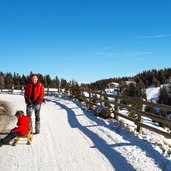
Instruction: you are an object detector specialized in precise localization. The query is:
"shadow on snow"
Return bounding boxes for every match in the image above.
[46,98,171,170]
[73,101,171,171]
[47,99,136,171]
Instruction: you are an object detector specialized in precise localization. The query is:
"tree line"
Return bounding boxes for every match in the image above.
[89,68,171,106]
[0,68,171,105]
[0,71,70,90]
[1,68,171,91]
[89,68,171,90]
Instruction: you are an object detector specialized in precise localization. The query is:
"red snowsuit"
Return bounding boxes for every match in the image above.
[24,82,44,105]
[13,116,31,136]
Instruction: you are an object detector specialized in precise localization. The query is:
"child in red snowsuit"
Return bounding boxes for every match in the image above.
[0,110,31,146]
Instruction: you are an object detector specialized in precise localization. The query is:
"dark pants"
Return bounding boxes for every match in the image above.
[1,132,22,144]
[26,104,41,132]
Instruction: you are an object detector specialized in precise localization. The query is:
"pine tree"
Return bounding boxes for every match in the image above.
[5,72,13,89]
[137,79,146,100]
[152,76,158,87]
[37,74,44,83]
[20,75,27,89]
[159,84,171,105]
[44,74,51,88]
[61,78,68,88]
[13,73,21,89]
[0,72,5,91]
[55,76,60,88]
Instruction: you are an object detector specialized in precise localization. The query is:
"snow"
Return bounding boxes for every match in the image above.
[104,86,160,102]
[44,88,58,91]
[146,87,160,102]
[0,94,171,171]
[105,88,120,95]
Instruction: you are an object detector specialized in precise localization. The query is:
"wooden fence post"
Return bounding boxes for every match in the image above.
[88,90,92,109]
[114,97,120,120]
[80,86,83,101]
[101,93,105,106]
[67,87,71,98]
[136,101,145,134]
[100,93,102,106]
[11,84,14,93]
[47,85,49,96]
[58,85,60,94]
[69,87,73,98]
[21,86,24,94]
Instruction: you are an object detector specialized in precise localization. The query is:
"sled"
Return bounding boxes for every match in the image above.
[13,127,33,146]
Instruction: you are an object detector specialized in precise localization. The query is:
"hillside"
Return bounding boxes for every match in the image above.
[90,68,171,90]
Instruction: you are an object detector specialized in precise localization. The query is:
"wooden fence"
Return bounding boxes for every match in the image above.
[69,88,171,139]
[0,87,59,96]
[1,86,171,138]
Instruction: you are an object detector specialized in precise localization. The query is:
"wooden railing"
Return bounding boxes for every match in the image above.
[0,87,59,95]
[69,88,171,139]
[1,87,171,138]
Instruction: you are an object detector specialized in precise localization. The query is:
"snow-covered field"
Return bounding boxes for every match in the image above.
[0,93,171,171]
[146,87,161,102]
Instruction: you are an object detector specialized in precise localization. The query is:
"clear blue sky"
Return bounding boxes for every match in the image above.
[0,0,171,83]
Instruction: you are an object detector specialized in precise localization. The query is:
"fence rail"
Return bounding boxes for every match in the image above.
[0,88,59,95]
[1,87,171,138]
[69,88,171,139]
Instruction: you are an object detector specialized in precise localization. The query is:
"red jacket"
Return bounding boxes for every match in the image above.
[13,116,31,136]
[24,82,44,105]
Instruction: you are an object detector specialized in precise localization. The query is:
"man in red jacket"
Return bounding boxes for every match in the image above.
[0,111,30,146]
[24,74,44,134]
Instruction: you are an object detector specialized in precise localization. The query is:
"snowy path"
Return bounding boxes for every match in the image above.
[0,94,171,171]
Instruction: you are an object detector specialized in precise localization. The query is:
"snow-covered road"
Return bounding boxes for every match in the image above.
[0,94,171,171]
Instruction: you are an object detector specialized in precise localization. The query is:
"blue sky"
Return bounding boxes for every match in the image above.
[0,0,171,83]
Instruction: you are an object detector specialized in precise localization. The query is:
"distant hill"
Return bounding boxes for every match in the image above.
[90,68,171,90]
